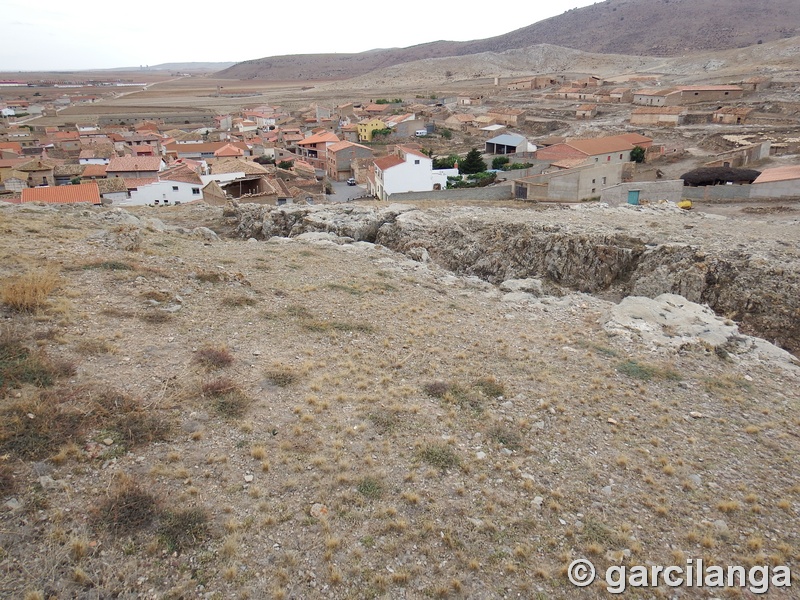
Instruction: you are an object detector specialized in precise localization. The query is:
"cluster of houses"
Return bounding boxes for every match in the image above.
[0,90,556,206]
[504,73,771,127]
[1,70,796,207]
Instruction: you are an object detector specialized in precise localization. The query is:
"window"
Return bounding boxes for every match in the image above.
[619,154,623,159]
[172,186,179,191]
[607,156,611,161]
[591,188,596,194]
[191,188,200,195]
[592,179,596,184]
[602,177,607,184]
[594,157,599,163]
[414,160,420,164]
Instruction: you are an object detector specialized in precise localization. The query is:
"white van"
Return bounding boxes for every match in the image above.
[415,129,428,137]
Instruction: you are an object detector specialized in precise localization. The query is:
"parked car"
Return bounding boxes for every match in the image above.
[346,178,357,186]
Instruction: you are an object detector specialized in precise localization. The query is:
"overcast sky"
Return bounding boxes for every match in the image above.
[2,0,599,72]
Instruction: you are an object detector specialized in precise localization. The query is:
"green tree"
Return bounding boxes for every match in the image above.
[459,148,486,175]
[630,146,646,163]
[433,154,459,169]
[492,156,510,170]
[277,160,293,170]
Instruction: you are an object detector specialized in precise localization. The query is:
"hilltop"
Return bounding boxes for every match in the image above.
[217,0,800,81]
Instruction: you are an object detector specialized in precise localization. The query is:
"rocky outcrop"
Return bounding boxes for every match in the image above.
[232,203,800,355]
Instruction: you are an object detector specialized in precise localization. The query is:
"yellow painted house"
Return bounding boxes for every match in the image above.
[357,118,387,142]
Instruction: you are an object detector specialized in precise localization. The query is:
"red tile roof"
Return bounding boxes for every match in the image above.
[214,143,244,157]
[297,131,340,147]
[397,146,428,159]
[0,142,24,155]
[20,183,101,205]
[328,140,371,153]
[374,155,405,171]
[107,156,162,173]
[165,141,249,155]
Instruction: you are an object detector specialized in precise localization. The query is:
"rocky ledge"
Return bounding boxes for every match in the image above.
[231,201,800,356]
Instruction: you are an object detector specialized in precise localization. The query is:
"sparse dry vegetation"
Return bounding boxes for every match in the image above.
[1,269,60,313]
[0,198,798,599]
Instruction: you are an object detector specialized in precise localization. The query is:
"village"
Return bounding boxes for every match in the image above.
[2,68,799,210]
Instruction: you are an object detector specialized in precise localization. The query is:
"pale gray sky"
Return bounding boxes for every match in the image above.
[2,0,599,71]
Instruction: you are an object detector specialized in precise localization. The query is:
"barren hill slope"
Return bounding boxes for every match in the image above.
[217,0,800,80]
[1,200,798,598]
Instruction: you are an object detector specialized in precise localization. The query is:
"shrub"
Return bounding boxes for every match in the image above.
[92,477,159,535]
[264,367,298,387]
[82,260,135,271]
[202,377,251,418]
[492,156,510,170]
[0,333,74,391]
[356,476,384,499]
[488,425,522,450]
[194,346,234,369]
[0,463,16,496]
[419,444,460,470]
[159,508,210,553]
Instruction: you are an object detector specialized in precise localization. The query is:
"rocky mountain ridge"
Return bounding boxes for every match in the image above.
[217,0,800,80]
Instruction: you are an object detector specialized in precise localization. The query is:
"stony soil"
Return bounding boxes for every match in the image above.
[0,200,798,599]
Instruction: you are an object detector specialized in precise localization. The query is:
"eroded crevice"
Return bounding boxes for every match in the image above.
[232,203,800,355]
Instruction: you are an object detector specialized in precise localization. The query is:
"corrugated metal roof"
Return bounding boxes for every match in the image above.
[486,133,525,146]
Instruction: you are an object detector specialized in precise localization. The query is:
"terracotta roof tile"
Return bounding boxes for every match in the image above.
[81,164,108,178]
[20,183,101,204]
[374,155,405,170]
[214,143,244,157]
[107,156,162,173]
[297,131,340,146]
[328,140,371,153]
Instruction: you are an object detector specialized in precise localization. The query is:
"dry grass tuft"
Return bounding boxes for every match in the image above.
[0,462,16,496]
[356,476,384,499]
[419,444,460,470]
[158,508,210,553]
[91,476,159,535]
[264,366,299,387]
[194,345,235,369]
[0,329,76,392]
[202,377,252,419]
[1,269,60,312]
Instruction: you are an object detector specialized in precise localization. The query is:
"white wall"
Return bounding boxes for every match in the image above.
[114,180,203,206]
[383,160,431,198]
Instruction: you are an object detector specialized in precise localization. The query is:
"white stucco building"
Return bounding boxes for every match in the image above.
[370,146,456,201]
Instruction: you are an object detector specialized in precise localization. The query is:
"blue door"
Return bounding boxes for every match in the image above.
[627,190,640,205]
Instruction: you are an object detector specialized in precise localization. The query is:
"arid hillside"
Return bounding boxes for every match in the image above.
[217,0,800,80]
[1,199,798,598]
